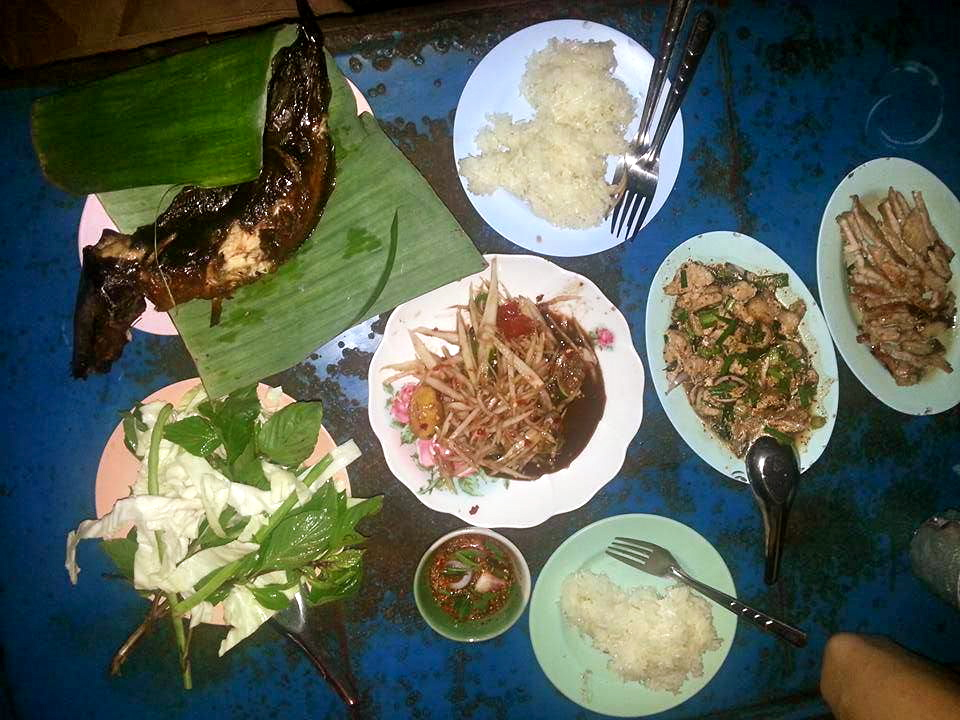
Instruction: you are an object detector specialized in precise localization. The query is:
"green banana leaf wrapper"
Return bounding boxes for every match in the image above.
[32,27,297,194]
[37,25,484,397]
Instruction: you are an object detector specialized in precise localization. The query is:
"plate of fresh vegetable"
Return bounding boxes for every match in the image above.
[645,232,839,481]
[66,378,382,687]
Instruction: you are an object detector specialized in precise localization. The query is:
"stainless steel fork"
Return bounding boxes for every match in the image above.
[610,10,715,241]
[612,0,692,191]
[607,537,808,647]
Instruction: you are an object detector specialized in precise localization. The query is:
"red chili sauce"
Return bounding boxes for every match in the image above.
[428,534,516,622]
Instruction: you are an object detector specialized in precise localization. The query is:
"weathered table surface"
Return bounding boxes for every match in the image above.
[2,1,958,718]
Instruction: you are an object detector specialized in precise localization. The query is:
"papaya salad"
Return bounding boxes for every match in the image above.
[384,259,606,492]
[663,261,825,456]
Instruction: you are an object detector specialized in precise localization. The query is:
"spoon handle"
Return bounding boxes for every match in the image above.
[672,567,808,647]
[762,500,791,585]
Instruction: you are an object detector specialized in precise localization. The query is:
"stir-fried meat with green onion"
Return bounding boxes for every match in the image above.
[663,261,825,456]
[386,259,605,488]
[836,188,955,386]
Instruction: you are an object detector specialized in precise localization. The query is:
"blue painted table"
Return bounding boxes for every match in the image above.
[1,1,958,718]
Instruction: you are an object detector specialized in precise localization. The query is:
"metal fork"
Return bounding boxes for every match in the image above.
[610,10,715,241]
[607,538,808,647]
[612,0,692,191]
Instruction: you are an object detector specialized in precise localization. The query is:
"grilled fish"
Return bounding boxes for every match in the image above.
[72,0,334,378]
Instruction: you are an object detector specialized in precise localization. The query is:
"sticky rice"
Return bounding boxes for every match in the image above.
[459,38,635,229]
[560,570,721,693]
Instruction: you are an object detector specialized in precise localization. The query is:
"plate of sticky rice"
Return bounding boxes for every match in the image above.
[454,20,684,257]
[529,514,736,716]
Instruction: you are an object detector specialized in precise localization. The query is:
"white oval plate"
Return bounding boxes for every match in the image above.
[77,79,374,337]
[368,254,645,528]
[453,19,683,257]
[645,232,839,482]
[817,157,960,415]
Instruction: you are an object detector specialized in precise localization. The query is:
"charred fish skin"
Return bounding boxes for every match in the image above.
[71,1,334,379]
[72,231,147,377]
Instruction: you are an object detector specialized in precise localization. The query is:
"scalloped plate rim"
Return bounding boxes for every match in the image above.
[367,253,645,529]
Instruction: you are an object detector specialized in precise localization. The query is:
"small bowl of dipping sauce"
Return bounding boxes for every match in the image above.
[414,527,530,642]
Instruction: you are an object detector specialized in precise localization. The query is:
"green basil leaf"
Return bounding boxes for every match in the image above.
[101,529,138,580]
[206,584,233,606]
[203,385,260,462]
[163,416,221,457]
[257,507,336,572]
[231,440,269,490]
[302,550,363,607]
[333,495,383,549]
[295,479,339,516]
[120,405,147,456]
[256,401,324,468]
[248,585,291,611]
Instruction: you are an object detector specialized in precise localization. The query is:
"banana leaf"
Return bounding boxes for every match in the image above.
[32,26,297,194]
[99,45,484,397]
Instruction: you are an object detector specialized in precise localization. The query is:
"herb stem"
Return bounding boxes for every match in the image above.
[148,404,174,564]
[146,404,191,688]
[172,558,246,615]
[167,594,192,689]
[148,404,174,496]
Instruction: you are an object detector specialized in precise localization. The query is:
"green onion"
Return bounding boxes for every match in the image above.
[719,355,735,375]
[454,549,480,569]
[697,308,719,328]
[758,273,789,289]
[798,383,816,407]
[680,268,688,289]
[782,352,803,372]
[453,595,471,621]
[715,317,739,345]
[810,415,827,429]
[763,426,794,446]
[709,381,737,395]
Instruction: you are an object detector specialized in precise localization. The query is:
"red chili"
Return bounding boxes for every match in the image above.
[496,300,535,339]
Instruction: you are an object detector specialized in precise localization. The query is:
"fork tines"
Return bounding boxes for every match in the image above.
[609,538,651,560]
[609,188,652,243]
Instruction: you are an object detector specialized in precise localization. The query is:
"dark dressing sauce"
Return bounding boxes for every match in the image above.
[523,307,607,477]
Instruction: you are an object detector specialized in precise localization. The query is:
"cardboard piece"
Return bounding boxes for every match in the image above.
[1,0,352,69]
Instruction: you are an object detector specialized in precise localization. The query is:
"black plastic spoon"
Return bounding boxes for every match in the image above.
[745,436,800,585]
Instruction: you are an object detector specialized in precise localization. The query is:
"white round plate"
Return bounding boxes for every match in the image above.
[368,254,645,528]
[453,19,683,257]
[528,514,736,717]
[645,232,839,482]
[817,157,960,415]
[76,79,374,337]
